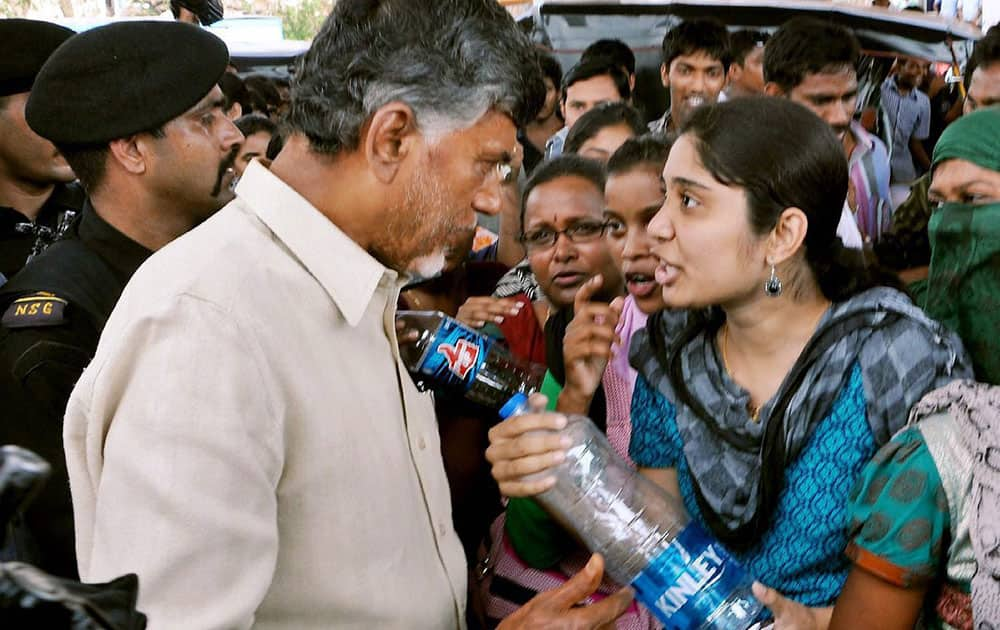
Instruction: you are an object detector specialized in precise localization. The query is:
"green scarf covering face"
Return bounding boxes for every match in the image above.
[924,107,1000,385]
[924,202,1000,385]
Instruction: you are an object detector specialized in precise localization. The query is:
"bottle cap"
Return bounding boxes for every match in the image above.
[499,393,530,419]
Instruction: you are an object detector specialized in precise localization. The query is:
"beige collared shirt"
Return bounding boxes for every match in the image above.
[64,161,467,629]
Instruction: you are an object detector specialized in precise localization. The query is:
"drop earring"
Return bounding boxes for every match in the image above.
[764,263,782,297]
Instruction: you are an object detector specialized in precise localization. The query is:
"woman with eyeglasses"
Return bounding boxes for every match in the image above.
[485,97,972,627]
[476,153,650,628]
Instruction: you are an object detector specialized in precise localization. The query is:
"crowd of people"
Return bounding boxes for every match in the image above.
[0,1,998,628]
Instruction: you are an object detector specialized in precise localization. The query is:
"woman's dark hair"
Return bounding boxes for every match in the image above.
[520,154,606,226]
[680,97,899,302]
[536,49,564,90]
[563,102,645,155]
[606,132,674,177]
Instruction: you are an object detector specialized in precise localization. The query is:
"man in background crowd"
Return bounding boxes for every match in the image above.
[0,19,81,285]
[545,57,630,159]
[648,18,730,134]
[726,29,770,99]
[234,113,277,176]
[882,55,933,206]
[765,17,891,247]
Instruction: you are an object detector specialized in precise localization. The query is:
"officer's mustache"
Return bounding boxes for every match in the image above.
[211,147,240,197]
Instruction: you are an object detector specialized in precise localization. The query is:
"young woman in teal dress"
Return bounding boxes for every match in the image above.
[486,97,972,627]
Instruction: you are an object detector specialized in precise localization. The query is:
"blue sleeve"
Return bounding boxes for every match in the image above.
[872,138,893,210]
[628,374,681,469]
[914,95,931,141]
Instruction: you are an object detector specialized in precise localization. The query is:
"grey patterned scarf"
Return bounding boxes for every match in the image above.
[909,381,1000,629]
[630,287,972,549]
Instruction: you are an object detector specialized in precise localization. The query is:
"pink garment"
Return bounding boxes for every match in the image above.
[603,296,647,466]
[477,295,659,630]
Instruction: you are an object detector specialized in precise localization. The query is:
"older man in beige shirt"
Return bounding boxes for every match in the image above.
[62,1,633,628]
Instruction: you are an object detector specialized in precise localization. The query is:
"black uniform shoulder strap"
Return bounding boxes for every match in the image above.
[0,238,121,332]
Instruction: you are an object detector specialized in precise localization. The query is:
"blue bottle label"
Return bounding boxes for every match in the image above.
[415,319,492,391]
[631,522,753,630]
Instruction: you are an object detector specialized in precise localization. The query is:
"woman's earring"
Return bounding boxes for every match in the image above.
[764,264,782,297]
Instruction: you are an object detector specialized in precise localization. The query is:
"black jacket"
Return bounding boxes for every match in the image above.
[0,201,150,578]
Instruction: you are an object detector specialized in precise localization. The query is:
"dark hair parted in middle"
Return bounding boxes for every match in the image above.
[536,50,564,90]
[661,19,731,70]
[520,154,607,226]
[763,17,860,92]
[563,101,646,155]
[680,97,898,301]
[287,0,546,155]
[606,132,674,176]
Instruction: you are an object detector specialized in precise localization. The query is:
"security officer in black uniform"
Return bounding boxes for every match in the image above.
[0,19,84,284]
[0,21,242,578]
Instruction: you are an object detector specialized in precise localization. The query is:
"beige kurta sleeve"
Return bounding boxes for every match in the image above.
[65,293,284,629]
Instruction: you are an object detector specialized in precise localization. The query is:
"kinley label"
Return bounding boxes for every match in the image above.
[631,522,750,630]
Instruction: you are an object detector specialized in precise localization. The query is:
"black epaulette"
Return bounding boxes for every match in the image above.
[1,292,69,329]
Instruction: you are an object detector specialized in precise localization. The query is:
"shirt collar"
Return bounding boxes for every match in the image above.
[79,200,153,285]
[848,121,876,158]
[234,160,390,327]
[888,76,918,100]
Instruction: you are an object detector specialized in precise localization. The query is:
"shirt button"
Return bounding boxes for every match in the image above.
[418,436,427,450]
[438,522,448,537]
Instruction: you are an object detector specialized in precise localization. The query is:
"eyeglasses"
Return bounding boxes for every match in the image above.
[518,220,624,251]
[496,162,515,185]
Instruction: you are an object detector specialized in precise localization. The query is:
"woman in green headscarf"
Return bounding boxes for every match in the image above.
[921,106,1000,384]
[829,107,1000,629]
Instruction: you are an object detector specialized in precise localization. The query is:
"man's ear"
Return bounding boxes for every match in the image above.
[767,206,809,267]
[109,136,148,175]
[728,63,742,84]
[660,62,669,88]
[763,82,785,97]
[362,102,419,185]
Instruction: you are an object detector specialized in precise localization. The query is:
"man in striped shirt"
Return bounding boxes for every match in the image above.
[764,17,892,246]
[881,57,933,207]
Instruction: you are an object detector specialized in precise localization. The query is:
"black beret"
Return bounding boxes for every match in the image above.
[25,21,229,145]
[0,19,74,97]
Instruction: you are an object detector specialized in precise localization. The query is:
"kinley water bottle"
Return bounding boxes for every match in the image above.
[499,394,763,630]
[396,310,545,410]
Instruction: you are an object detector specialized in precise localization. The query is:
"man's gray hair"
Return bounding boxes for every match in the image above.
[287,0,546,155]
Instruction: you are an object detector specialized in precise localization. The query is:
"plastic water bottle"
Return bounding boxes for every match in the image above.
[499,394,763,630]
[396,310,545,410]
